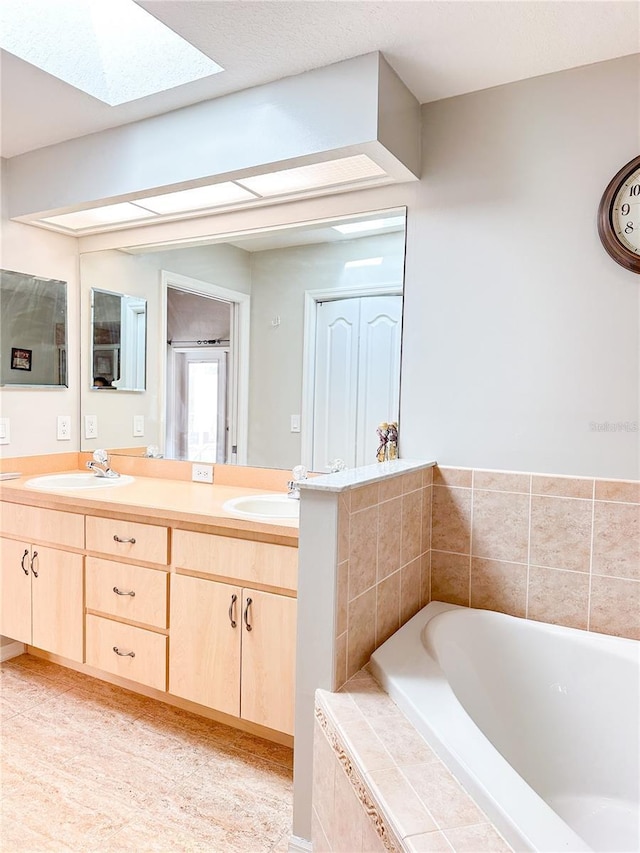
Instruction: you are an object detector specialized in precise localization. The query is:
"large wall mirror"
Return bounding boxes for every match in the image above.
[0,269,68,387]
[79,207,406,471]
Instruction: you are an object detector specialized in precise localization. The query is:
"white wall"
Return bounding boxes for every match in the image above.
[0,159,80,458]
[399,54,639,479]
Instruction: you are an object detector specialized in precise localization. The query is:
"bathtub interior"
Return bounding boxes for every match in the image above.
[370,602,640,853]
[422,608,640,853]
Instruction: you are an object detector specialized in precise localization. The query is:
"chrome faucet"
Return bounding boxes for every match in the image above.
[287,465,307,499]
[86,449,120,478]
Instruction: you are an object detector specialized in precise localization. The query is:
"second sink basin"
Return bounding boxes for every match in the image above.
[25,473,135,491]
[223,494,299,521]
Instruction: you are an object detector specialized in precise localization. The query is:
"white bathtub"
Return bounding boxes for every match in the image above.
[369,602,640,853]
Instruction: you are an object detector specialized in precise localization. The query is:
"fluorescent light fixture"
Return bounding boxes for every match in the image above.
[40,202,157,230]
[0,0,223,106]
[344,257,384,269]
[139,183,259,215]
[332,216,405,234]
[236,155,387,197]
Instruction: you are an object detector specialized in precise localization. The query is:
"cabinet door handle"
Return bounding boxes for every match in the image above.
[113,535,136,544]
[243,597,253,632]
[113,586,136,597]
[30,551,39,578]
[228,593,237,628]
[113,646,135,658]
[21,549,29,575]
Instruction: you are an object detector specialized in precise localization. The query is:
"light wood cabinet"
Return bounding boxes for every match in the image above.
[241,589,297,735]
[0,537,84,662]
[86,557,168,628]
[169,572,297,735]
[86,614,167,691]
[86,516,169,565]
[169,574,241,715]
[173,531,297,593]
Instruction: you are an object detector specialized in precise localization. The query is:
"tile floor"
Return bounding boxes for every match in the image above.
[1,655,293,852]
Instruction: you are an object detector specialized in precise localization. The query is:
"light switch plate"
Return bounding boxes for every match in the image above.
[57,415,71,441]
[84,414,98,439]
[290,414,301,433]
[0,418,10,445]
[133,415,144,437]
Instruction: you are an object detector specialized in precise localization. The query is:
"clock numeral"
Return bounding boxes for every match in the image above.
[629,185,640,197]
[621,203,631,216]
[624,222,634,234]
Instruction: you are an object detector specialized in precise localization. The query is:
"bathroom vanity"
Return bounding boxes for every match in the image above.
[0,472,298,742]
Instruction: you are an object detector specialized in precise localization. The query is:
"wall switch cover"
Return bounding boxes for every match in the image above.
[192,463,213,484]
[290,414,301,433]
[0,418,10,445]
[133,415,144,437]
[57,415,72,440]
[84,414,98,439]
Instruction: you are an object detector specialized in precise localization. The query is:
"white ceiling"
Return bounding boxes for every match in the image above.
[1,0,638,159]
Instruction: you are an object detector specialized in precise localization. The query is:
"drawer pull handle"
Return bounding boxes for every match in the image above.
[113,535,136,544]
[113,586,136,597]
[21,549,29,575]
[228,593,237,628]
[243,597,253,632]
[30,551,39,578]
[113,646,135,658]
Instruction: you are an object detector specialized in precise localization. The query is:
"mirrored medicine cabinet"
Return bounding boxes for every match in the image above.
[79,206,407,472]
[0,269,68,388]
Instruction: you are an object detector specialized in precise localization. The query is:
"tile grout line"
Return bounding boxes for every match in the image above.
[525,473,533,618]
[586,480,596,632]
[468,471,475,606]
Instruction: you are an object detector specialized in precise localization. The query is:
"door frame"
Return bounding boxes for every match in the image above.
[300,282,403,470]
[160,271,251,464]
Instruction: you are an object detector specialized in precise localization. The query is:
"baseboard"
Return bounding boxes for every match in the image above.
[1,641,25,662]
[288,836,312,852]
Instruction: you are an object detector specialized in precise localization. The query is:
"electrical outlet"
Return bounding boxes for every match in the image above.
[192,463,213,484]
[84,414,98,439]
[57,415,71,441]
[0,418,10,445]
[133,415,144,437]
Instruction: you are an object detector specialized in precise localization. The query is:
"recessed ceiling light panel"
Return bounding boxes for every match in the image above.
[139,183,259,214]
[344,257,384,269]
[236,155,387,197]
[332,216,405,234]
[0,0,224,106]
[41,202,157,230]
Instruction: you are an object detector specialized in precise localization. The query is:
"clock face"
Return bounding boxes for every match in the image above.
[611,163,640,256]
[598,155,640,273]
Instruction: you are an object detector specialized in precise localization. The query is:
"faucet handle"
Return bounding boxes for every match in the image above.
[292,465,307,482]
[93,449,109,464]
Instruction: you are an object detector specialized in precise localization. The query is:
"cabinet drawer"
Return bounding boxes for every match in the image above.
[173,531,297,592]
[0,502,84,549]
[86,614,167,691]
[86,516,169,565]
[86,557,168,628]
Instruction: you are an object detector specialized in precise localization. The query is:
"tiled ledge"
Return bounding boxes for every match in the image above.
[313,669,512,853]
[300,460,436,493]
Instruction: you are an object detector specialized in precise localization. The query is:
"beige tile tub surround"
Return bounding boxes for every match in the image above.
[335,466,433,688]
[313,670,512,853]
[431,467,640,640]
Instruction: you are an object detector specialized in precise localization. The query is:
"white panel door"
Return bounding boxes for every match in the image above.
[312,300,360,470]
[312,295,402,471]
[356,296,402,466]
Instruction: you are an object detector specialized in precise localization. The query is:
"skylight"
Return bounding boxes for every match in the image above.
[0,0,223,106]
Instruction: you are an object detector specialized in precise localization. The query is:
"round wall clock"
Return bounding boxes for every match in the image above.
[597,154,640,274]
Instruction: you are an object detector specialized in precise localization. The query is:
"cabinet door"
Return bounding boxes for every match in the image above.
[0,538,32,644]
[31,545,84,663]
[241,590,297,735]
[169,574,241,716]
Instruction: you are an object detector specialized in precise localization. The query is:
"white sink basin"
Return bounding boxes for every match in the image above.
[25,473,135,491]
[223,494,299,521]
